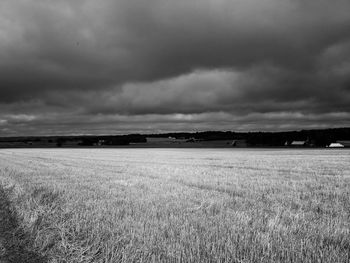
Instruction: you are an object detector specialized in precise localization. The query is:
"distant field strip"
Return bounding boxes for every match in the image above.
[0,149,350,262]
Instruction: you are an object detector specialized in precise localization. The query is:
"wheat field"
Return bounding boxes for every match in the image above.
[0,148,349,262]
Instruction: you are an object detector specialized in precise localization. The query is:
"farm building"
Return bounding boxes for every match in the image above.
[290,141,307,147]
[328,143,344,148]
[231,140,247,147]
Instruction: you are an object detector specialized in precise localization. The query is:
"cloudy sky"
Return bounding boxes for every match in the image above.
[1,0,350,136]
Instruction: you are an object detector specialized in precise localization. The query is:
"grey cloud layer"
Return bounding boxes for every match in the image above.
[0,0,350,135]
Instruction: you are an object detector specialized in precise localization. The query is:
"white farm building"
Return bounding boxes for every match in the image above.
[328,143,344,148]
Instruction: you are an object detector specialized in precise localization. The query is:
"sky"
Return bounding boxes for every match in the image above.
[1,0,350,136]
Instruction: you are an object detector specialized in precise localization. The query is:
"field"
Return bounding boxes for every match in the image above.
[0,149,350,262]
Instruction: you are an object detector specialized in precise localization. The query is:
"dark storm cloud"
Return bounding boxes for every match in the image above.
[0,0,350,135]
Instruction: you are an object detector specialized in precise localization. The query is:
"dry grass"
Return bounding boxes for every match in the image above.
[0,148,350,262]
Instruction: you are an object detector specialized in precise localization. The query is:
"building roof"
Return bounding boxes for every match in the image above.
[329,143,344,148]
[291,141,306,146]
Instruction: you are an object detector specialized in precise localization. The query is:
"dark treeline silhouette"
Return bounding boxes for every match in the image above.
[0,134,146,147]
[147,128,350,147]
[57,134,147,146]
[0,128,349,147]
